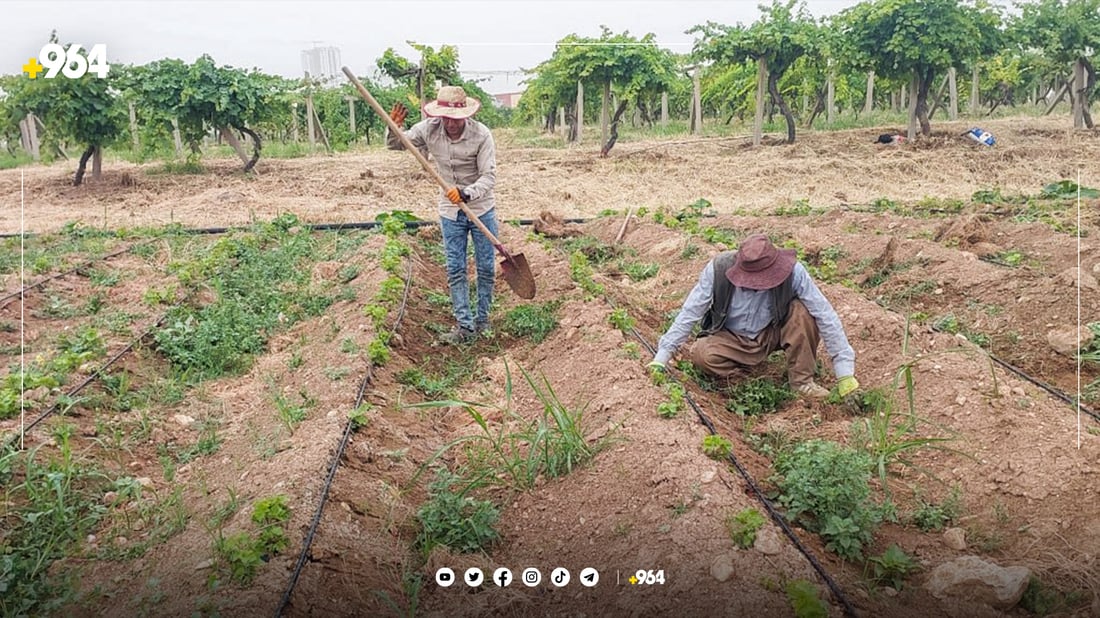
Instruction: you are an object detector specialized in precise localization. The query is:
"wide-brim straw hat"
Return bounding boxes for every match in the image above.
[423,86,481,119]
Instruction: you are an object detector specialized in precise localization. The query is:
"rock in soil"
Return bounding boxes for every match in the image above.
[924,555,1030,610]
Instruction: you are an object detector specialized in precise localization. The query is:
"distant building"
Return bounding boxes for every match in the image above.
[492,91,523,109]
[301,46,341,82]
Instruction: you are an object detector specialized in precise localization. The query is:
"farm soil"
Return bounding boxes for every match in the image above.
[1,115,1098,618]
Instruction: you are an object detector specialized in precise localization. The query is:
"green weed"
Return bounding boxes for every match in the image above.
[500,301,560,343]
[865,544,919,590]
[724,378,794,416]
[773,440,881,561]
[415,470,500,554]
[608,308,635,334]
[786,580,828,618]
[702,434,732,460]
[726,508,767,549]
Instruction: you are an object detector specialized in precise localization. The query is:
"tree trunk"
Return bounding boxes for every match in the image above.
[74,145,94,186]
[220,126,252,169]
[753,57,766,146]
[574,81,584,143]
[237,125,262,172]
[915,69,933,136]
[948,67,959,120]
[805,87,826,128]
[599,99,630,157]
[601,80,610,147]
[768,72,796,143]
[92,146,102,180]
[864,71,875,115]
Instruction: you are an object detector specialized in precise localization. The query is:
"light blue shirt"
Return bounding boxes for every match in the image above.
[654,261,855,378]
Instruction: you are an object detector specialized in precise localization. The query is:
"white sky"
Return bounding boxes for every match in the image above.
[7,1,867,93]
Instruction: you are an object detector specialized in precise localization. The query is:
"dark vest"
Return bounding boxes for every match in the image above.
[700,251,797,337]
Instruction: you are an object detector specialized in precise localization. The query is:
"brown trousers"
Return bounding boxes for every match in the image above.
[688,300,821,386]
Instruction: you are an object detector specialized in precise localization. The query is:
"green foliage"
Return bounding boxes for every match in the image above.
[396,362,474,399]
[622,261,660,281]
[608,308,635,334]
[251,495,291,554]
[785,580,828,618]
[348,404,372,430]
[411,363,609,493]
[657,382,686,418]
[1014,0,1100,67]
[156,218,331,380]
[724,378,795,416]
[1079,323,1100,363]
[569,251,604,297]
[500,301,561,343]
[866,544,919,590]
[1020,575,1089,616]
[773,440,881,561]
[214,532,264,584]
[690,0,820,141]
[702,434,733,460]
[1040,179,1100,199]
[0,440,111,615]
[909,486,963,531]
[726,508,768,548]
[415,471,500,554]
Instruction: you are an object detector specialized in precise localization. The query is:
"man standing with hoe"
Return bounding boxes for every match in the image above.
[387,86,498,344]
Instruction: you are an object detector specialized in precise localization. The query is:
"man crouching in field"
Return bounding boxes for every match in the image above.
[648,234,859,400]
[387,86,498,345]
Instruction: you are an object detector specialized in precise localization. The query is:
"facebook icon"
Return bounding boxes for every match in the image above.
[493,567,513,587]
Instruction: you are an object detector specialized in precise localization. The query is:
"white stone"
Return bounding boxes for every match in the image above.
[710,554,735,582]
[924,556,1030,610]
[943,527,967,550]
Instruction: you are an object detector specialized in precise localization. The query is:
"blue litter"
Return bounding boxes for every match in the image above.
[965,128,995,146]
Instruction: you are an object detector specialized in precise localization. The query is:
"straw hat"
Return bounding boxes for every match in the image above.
[423,86,481,119]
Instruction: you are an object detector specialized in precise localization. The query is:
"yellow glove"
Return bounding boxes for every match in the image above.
[837,376,859,397]
[445,187,465,205]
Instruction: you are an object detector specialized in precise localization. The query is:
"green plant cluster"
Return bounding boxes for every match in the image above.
[569,251,605,297]
[214,494,291,585]
[702,434,733,460]
[608,308,635,334]
[500,301,561,343]
[865,544,919,590]
[657,382,686,418]
[415,471,501,554]
[724,378,795,416]
[156,214,332,380]
[360,214,413,367]
[773,440,882,561]
[726,508,767,549]
[1,326,108,420]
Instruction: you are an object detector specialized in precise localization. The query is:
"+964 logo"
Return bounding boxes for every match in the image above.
[23,43,111,80]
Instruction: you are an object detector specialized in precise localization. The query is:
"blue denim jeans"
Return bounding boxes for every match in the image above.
[440,209,497,330]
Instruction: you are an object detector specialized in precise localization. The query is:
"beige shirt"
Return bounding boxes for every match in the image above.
[386,117,497,220]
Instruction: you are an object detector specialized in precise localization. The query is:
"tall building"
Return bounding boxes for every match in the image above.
[301,46,341,82]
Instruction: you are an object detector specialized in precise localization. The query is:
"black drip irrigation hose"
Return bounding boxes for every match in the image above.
[609,297,859,618]
[2,307,173,451]
[274,255,414,618]
[1,218,592,239]
[929,325,1100,424]
[0,242,152,307]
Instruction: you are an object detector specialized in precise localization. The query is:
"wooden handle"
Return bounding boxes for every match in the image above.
[341,66,506,251]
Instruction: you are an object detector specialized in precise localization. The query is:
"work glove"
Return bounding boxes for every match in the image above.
[837,376,859,397]
[389,102,408,126]
[647,360,666,373]
[445,187,469,205]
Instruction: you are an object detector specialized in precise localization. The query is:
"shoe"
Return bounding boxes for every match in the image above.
[794,381,830,400]
[474,321,492,337]
[442,325,476,345]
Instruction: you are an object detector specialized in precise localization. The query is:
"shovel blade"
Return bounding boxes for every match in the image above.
[500,252,536,299]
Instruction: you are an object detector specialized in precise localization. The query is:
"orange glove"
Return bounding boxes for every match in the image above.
[389,103,408,126]
[445,187,469,205]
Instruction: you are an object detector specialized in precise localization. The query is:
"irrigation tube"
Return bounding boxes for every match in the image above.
[1,218,591,239]
[928,325,1100,424]
[274,255,414,618]
[1,307,173,451]
[0,241,154,307]
[610,299,860,618]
